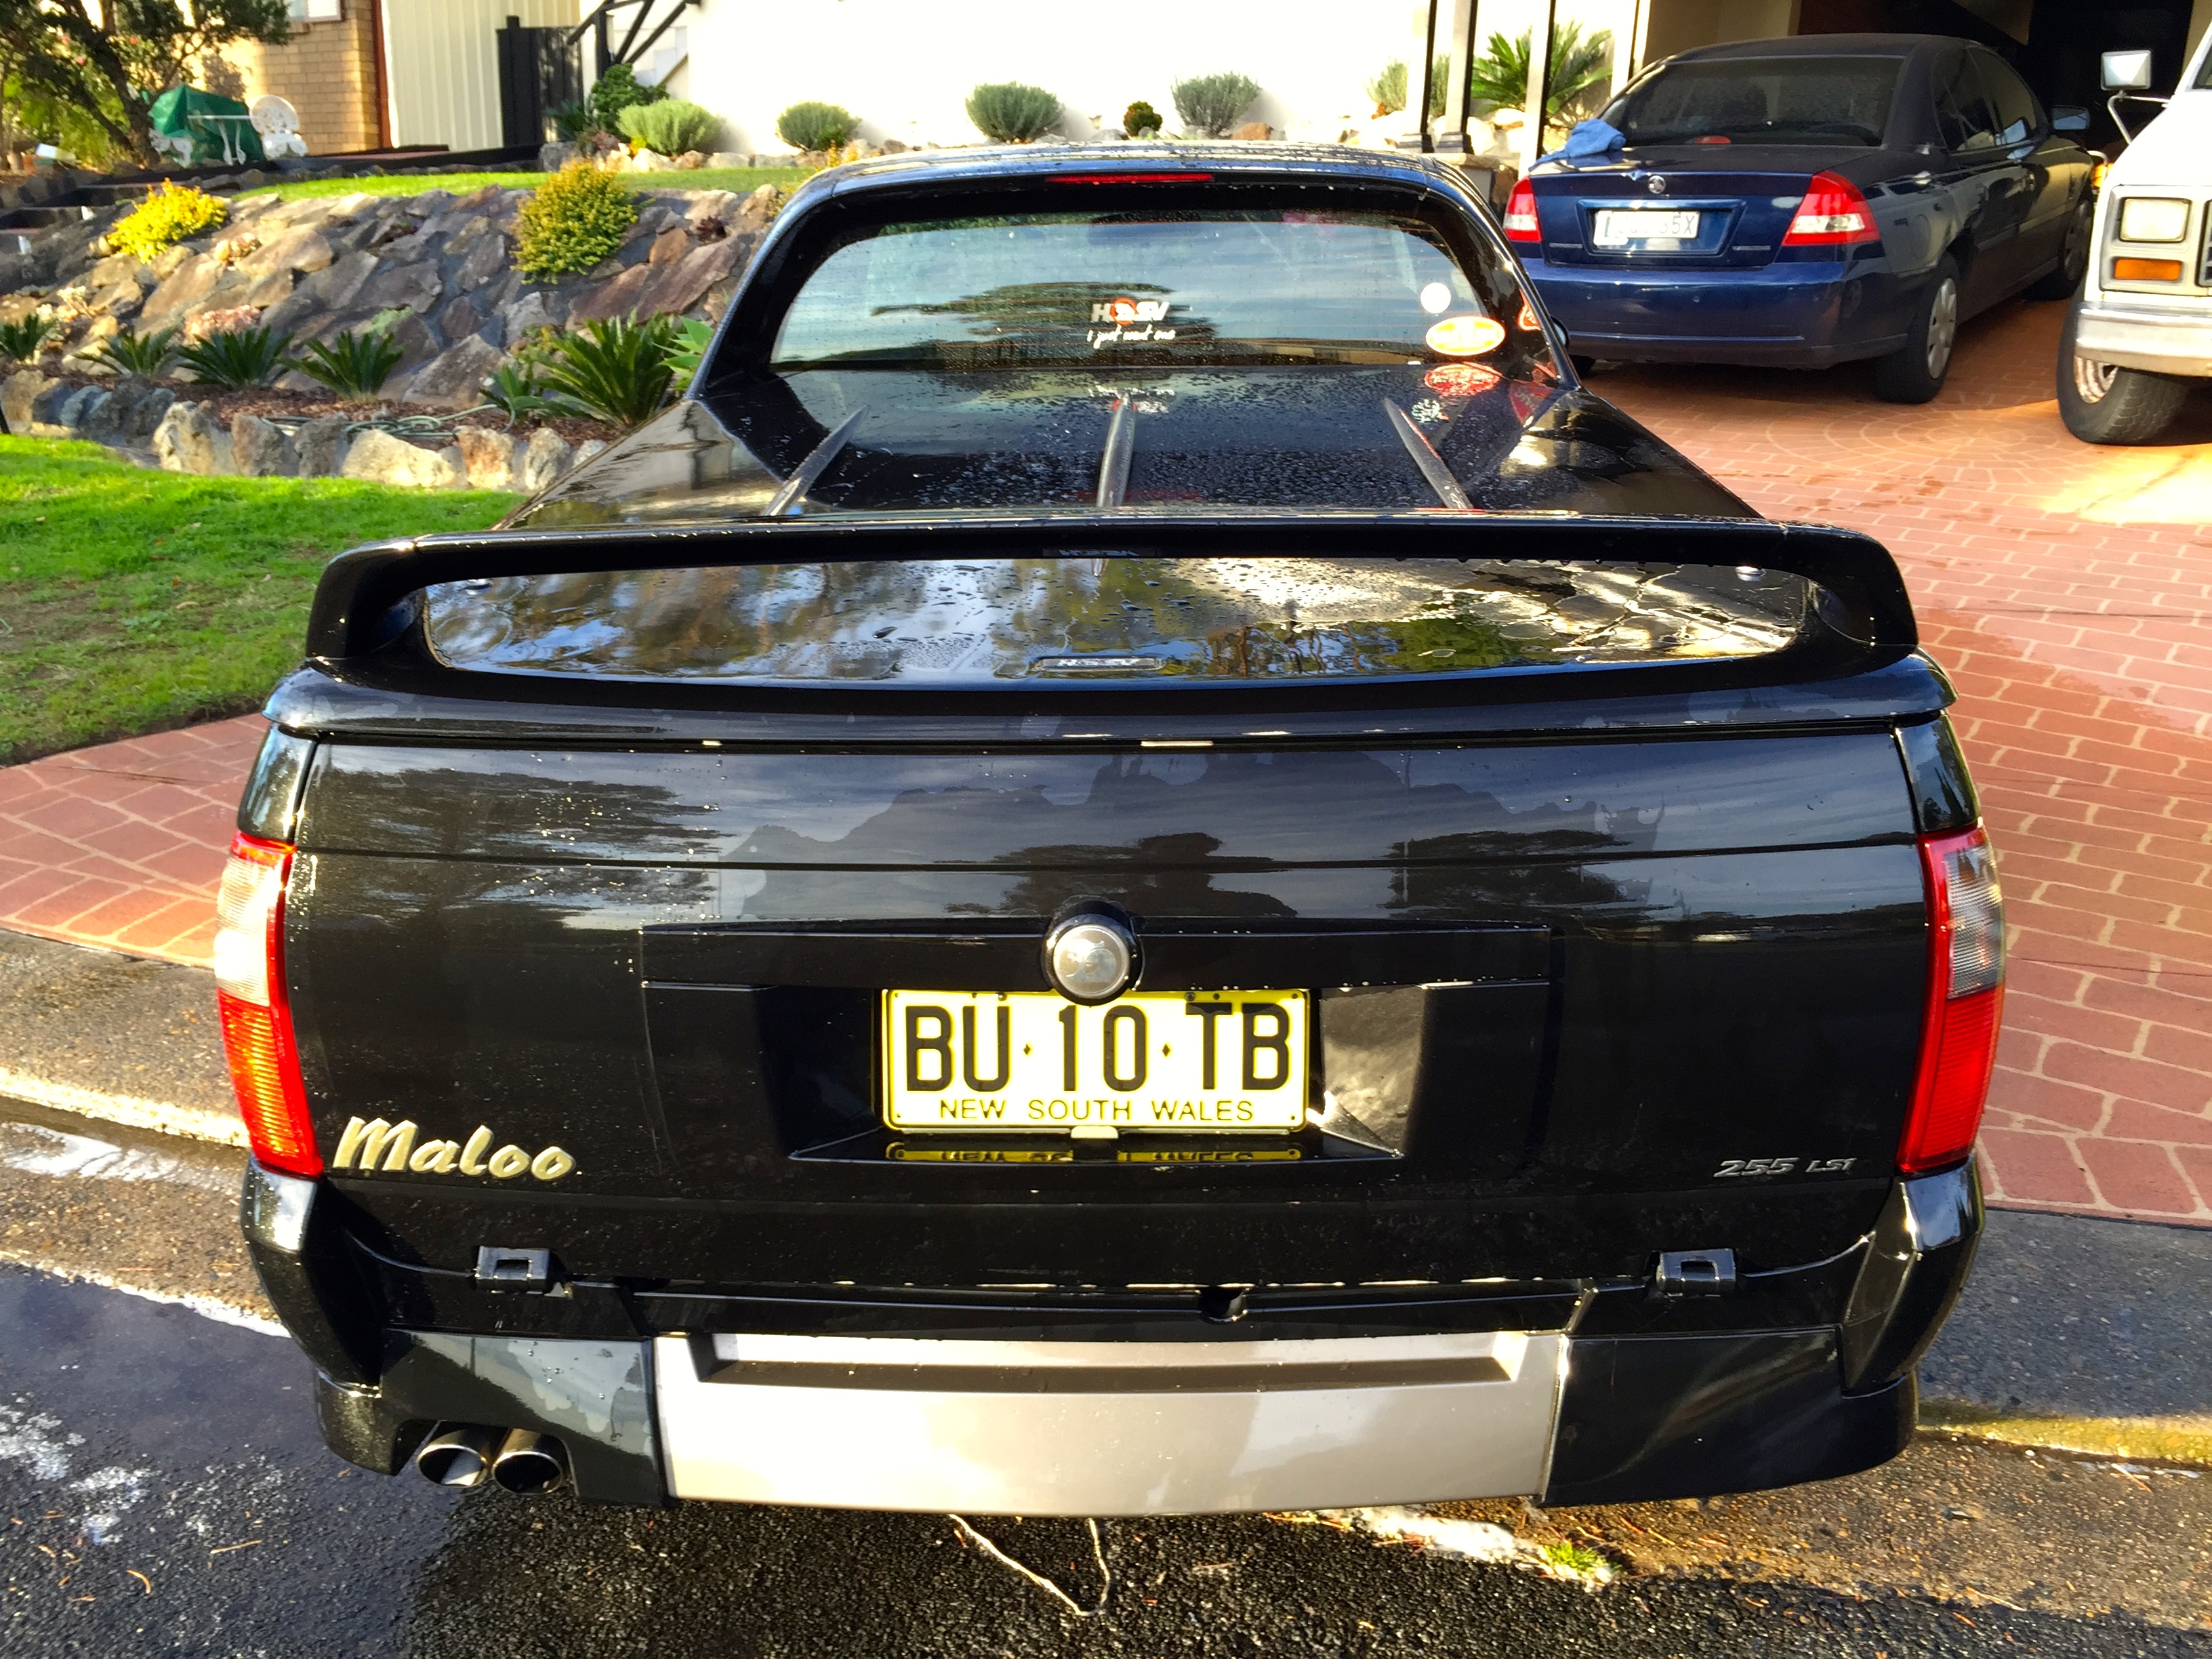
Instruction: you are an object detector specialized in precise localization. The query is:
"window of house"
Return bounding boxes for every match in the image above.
[287,0,343,20]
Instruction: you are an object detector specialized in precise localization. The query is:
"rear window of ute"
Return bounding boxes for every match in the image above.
[769,208,1550,376]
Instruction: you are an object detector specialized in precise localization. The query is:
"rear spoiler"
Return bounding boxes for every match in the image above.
[307,512,1915,664]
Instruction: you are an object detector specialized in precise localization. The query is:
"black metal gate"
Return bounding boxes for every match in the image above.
[497,16,585,148]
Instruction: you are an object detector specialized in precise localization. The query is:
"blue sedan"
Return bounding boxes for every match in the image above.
[1507,33,2097,401]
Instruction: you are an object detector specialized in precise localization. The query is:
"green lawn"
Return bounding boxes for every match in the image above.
[253,166,808,203]
[0,437,517,764]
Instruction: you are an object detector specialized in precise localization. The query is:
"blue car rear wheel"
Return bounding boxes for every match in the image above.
[1872,260,1959,405]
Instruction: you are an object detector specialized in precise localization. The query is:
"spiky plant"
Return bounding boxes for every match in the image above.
[0,312,57,365]
[291,325,406,403]
[667,318,713,386]
[480,357,565,428]
[176,325,293,390]
[1467,23,1615,140]
[535,315,680,428]
[86,323,181,377]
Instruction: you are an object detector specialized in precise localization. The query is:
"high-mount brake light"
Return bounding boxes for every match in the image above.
[1781,171,1879,246]
[1898,825,2005,1176]
[215,832,320,1176]
[1055,172,1213,184]
[1502,178,1540,243]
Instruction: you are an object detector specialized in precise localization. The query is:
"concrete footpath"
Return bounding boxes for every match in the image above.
[3,924,2206,1473]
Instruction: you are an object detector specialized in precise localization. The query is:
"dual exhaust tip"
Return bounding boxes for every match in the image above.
[414,1425,569,1494]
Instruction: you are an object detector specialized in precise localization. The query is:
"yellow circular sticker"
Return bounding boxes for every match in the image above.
[1425,314,1506,357]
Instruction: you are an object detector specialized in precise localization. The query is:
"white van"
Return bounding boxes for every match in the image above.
[2060,38,2212,443]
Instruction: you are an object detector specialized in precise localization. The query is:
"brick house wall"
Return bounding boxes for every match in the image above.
[210,5,383,157]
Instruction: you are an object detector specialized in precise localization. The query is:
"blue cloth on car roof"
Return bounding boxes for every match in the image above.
[1536,118,1624,170]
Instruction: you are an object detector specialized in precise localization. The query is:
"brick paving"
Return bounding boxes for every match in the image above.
[0,299,2207,1223]
[1604,298,2212,1226]
[0,716,264,970]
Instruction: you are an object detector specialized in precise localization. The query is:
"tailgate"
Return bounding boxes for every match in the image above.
[286,730,1925,1290]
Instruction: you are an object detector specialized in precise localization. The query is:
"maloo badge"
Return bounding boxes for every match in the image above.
[331,1118,576,1182]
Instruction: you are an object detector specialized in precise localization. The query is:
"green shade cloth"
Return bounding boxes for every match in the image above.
[146,85,266,167]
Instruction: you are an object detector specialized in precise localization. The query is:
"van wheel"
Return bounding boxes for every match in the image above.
[1873,259,1959,403]
[2057,307,2190,445]
[2026,203,2091,301]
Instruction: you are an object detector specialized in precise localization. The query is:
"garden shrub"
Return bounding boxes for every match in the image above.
[515,159,640,281]
[776,101,859,153]
[618,98,719,156]
[1365,62,1408,117]
[1122,100,1163,137]
[1172,72,1261,137]
[1362,59,1448,120]
[107,181,228,263]
[589,62,663,133]
[966,82,1060,143]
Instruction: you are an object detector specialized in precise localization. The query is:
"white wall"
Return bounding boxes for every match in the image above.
[684,0,1439,154]
[382,0,581,152]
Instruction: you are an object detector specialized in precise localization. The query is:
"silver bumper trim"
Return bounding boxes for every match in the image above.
[2075,304,2212,377]
[654,1330,1565,1514]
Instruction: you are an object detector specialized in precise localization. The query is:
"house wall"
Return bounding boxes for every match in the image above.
[380,0,581,152]
[1642,0,1801,64]
[208,4,382,157]
[678,0,1653,155]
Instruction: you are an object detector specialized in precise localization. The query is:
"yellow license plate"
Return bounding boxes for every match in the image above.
[882,990,1309,1133]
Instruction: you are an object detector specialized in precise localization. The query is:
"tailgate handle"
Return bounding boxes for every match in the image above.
[1652,1248,1737,1299]
[476,1246,552,1288]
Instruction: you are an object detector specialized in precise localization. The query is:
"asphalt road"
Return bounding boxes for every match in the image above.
[2,1105,2210,1658]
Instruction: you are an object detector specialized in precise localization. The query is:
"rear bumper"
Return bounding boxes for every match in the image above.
[246,1161,1978,1513]
[2074,300,2212,377]
[659,1329,1565,1512]
[1525,258,1911,367]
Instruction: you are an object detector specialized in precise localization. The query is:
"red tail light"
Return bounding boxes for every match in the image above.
[215,832,320,1177]
[1898,826,2005,1175]
[1781,171,1879,246]
[1055,172,1213,184]
[1502,178,1540,243]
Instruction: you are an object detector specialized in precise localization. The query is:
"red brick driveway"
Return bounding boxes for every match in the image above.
[1604,298,2212,1224]
[1,298,2207,1224]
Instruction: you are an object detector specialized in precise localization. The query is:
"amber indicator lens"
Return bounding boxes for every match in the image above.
[2111,257,2184,282]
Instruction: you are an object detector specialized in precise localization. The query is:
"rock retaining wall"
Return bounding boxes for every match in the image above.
[3,365,602,493]
[4,179,776,415]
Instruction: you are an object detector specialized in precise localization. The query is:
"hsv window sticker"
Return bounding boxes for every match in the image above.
[1087,293,1178,350]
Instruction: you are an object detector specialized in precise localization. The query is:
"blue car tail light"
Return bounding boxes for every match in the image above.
[1782,172,1879,247]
